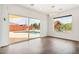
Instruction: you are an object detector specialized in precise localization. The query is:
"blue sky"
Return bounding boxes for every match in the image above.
[54,16,72,24]
[29,18,40,25]
[9,18,40,25]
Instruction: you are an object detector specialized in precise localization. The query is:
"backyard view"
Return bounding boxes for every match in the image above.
[54,15,72,32]
[9,15,40,43]
[29,18,40,38]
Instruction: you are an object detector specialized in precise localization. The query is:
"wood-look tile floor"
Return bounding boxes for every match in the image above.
[0,37,79,54]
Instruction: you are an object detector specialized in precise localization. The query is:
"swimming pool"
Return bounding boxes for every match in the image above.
[14,30,40,33]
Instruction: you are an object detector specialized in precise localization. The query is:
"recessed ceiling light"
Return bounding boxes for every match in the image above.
[51,6,55,8]
[59,8,63,10]
[30,4,34,6]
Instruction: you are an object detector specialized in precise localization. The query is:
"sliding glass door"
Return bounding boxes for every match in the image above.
[9,15,29,43]
[29,18,40,38]
[9,15,40,43]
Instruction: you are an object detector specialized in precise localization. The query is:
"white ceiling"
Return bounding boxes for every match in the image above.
[21,4,79,14]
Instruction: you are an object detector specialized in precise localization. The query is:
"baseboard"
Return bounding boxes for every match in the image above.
[1,36,78,48]
[0,36,47,48]
[46,36,78,42]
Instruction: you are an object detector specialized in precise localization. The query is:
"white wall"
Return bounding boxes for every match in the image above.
[0,5,9,47]
[48,7,79,41]
[0,4,48,47]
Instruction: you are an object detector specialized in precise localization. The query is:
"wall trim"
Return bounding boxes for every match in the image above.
[0,36,47,48]
[46,36,79,42]
[1,36,78,48]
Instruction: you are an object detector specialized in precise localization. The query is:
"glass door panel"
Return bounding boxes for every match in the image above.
[29,18,40,38]
[9,15,29,43]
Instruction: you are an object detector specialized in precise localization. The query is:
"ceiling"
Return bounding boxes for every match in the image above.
[21,4,79,14]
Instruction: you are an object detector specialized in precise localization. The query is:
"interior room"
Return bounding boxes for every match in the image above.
[0,4,79,54]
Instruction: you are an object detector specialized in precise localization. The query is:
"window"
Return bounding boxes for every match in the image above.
[9,15,40,43]
[9,15,29,43]
[53,15,72,32]
[29,18,40,38]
